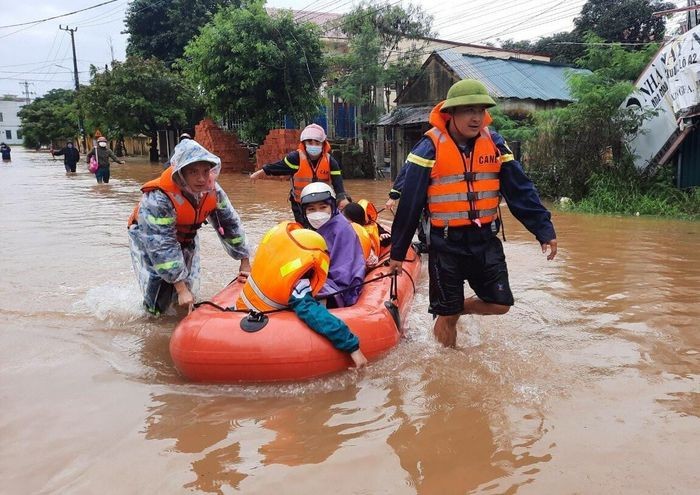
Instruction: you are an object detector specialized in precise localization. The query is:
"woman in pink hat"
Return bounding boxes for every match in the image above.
[250,123,350,225]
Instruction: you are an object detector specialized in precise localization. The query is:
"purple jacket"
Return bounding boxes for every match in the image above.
[316,213,366,307]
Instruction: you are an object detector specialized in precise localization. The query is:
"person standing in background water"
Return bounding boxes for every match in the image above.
[249,124,351,226]
[87,136,124,184]
[1,142,11,162]
[52,141,80,173]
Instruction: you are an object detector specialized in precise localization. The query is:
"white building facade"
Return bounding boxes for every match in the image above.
[0,96,26,145]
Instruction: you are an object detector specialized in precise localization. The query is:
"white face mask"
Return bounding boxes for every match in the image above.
[306,145,322,157]
[98,142,107,148]
[306,211,331,230]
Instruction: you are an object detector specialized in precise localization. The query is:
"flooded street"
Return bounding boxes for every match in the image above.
[1,149,698,494]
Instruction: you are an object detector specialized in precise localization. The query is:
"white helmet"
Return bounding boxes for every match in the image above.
[300,182,335,205]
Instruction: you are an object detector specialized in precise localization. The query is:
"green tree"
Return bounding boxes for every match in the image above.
[124,0,240,63]
[525,36,659,199]
[502,31,586,65]
[17,89,79,148]
[80,57,200,160]
[327,1,433,126]
[501,0,672,66]
[180,3,326,141]
[574,0,673,46]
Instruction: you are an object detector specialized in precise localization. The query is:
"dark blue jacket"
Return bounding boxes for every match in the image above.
[263,150,348,201]
[390,130,556,261]
[53,146,80,165]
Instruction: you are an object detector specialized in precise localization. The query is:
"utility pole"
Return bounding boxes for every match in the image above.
[60,25,87,152]
[108,36,115,63]
[19,81,34,103]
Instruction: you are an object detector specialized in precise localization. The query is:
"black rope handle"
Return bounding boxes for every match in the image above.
[316,271,395,301]
[389,271,398,302]
[194,271,399,313]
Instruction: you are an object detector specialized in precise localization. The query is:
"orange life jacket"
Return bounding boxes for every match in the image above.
[355,199,382,255]
[235,222,330,312]
[425,103,502,228]
[127,167,218,245]
[350,222,373,260]
[291,141,332,203]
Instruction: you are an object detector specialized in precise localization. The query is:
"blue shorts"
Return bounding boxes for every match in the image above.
[428,229,514,316]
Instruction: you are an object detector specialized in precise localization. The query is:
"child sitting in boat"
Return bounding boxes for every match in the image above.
[343,200,391,266]
[298,183,366,308]
[236,222,367,368]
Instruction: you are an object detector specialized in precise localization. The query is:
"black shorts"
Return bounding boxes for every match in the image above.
[428,232,514,316]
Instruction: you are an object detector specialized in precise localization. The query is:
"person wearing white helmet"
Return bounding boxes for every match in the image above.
[250,123,351,225]
[128,139,251,315]
[299,182,365,308]
[86,136,124,184]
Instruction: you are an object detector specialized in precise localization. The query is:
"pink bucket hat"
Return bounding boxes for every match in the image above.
[300,123,327,143]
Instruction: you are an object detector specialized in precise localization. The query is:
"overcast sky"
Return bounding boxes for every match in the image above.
[0,0,686,99]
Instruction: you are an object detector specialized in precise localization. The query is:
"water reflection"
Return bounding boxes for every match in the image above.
[2,150,699,494]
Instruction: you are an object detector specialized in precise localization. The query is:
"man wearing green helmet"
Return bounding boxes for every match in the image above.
[388,79,558,347]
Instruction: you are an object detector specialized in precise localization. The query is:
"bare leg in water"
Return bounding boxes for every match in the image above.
[433,296,510,347]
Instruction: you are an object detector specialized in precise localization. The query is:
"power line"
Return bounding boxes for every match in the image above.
[0,0,119,29]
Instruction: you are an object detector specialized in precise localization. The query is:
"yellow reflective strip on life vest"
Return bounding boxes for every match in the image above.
[147,215,175,226]
[284,157,299,170]
[407,153,435,168]
[330,170,341,175]
[500,153,514,162]
[320,258,329,274]
[154,260,180,271]
[280,258,303,278]
[261,229,274,244]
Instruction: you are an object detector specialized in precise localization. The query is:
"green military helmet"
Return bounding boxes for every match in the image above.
[440,79,496,112]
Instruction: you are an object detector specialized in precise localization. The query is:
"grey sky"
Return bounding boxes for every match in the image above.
[0,0,683,99]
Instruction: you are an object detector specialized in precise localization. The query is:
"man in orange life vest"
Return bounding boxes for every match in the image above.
[388,79,558,347]
[249,123,350,225]
[128,139,251,315]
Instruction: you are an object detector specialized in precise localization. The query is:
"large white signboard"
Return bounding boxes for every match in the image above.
[623,24,700,170]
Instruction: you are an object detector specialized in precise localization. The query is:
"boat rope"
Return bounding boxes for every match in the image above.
[193,270,401,314]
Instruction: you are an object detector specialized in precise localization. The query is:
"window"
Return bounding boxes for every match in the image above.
[0,112,3,122]
[5,130,11,139]
[17,130,23,140]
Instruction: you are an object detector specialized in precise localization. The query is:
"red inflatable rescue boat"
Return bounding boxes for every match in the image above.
[170,246,422,382]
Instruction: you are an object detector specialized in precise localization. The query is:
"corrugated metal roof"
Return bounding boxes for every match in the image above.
[439,50,589,102]
[377,105,433,126]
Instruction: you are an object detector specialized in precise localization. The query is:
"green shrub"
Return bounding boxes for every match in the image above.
[571,166,700,219]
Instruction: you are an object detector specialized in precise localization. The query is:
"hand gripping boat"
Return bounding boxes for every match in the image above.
[169,246,421,382]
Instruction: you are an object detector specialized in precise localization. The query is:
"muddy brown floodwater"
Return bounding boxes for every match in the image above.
[1,149,698,494]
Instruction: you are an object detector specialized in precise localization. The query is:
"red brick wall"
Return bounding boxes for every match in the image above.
[194,118,251,172]
[255,129,301,170]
